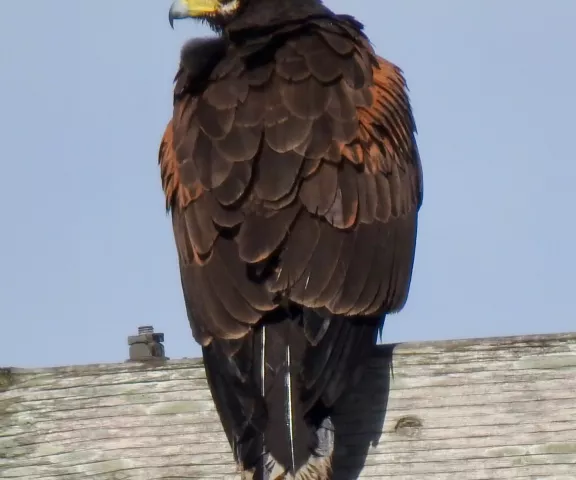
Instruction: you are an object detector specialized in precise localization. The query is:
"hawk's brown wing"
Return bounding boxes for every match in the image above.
[159,21,422,348]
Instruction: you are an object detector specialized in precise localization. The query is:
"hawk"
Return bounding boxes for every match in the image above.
[159,0,423,478]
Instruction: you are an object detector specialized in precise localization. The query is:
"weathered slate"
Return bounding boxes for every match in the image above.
[1,332,576,479]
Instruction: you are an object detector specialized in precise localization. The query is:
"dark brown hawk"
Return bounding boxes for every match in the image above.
[160,0,423,478]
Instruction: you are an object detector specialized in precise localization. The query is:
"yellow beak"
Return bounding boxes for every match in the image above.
[168,0,220,27]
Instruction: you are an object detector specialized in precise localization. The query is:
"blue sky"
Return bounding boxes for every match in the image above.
[1,1,574,368]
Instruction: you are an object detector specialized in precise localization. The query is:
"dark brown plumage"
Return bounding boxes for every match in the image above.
[160,0,423,478]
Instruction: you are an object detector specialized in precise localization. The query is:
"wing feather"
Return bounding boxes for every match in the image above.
[159,18,422,345]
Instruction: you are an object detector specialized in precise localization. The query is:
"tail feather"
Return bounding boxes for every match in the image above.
[202,336,266,472]
[202,307,381,480]
[262,315,317,476]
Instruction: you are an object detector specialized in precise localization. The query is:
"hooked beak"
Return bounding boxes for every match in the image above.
[169,0,220,28]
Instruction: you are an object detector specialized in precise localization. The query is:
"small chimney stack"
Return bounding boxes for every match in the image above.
[127,325,169,362]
